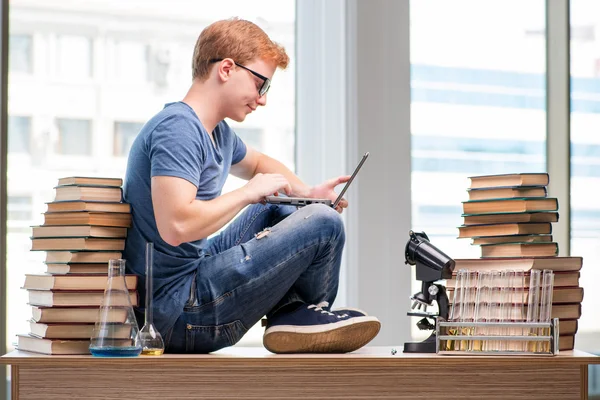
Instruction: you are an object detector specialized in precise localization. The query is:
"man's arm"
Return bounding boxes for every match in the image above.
[152,176,250,246]
[231,146,311,197]
[152,173,291,246]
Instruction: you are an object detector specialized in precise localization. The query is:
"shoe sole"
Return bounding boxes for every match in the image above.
[263,319,381,354]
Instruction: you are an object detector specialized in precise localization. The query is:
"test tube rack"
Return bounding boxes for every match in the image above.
[436,318,560,356]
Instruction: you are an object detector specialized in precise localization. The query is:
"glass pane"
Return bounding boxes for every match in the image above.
[56,118,92,155]
[410,0,546,340]
[8,116,31,154]
[9,34,32,73]
[233,127,264,152]
[56,35,92,78]
[111,41,149,83]
[570,0,600,363]
[6,0,296,368]
[114,121,144,157]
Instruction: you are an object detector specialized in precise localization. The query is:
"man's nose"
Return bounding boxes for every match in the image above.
[257,93,267,106]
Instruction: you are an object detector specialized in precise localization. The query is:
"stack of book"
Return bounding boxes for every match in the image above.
[458,173,559,258]
[446,256,583,351]
[450,173,583,350]
[16,176,138,355]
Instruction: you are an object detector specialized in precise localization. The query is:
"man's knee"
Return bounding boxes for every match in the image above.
[301,204,345,238]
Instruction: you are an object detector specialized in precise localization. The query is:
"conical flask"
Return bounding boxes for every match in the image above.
[90,259,142,357]
[138,242,165,355]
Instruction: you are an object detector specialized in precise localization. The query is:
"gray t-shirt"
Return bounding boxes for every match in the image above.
[123,101,247,336]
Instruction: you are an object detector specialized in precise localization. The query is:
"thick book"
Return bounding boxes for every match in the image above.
[458,223,552,239]
[47,201,130,214]
[31,225,127,239]
[27,290,139,307]
[560,320,578,336]
[559,335,575,351]
[44,212,131,228]
[446,286,583,304]
[17,334,91,355]
[447,271,580,288]
[31,237,125,251]
[463,198,558,215]
[471,234,553,245]
[467,186,547,201]
[468,173,549,189]
[29,321,131,339]
[46,263,110,274]
[45,251,122,264]
[462,211,559,226]
[24,274,137,291]
[54,185,123,203]
[57,176,123,187]
[480,242,559,258]
[452,257,583,272]
[529,304,580,320]
[31,306,128,323]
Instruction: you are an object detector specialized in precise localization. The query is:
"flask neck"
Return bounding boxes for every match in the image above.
[108,260,126,277]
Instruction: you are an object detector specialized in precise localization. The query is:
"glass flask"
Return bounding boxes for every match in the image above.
[90,259,142,357]
[138,242,165,355]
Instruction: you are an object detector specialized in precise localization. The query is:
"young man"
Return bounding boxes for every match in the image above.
[123,18,380,354]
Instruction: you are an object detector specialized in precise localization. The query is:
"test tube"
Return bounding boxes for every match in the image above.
[471,271,487,352]
[538,269,555,352]
[499,270,511,351]
[446,270,465,350]
[526,269,542,352]
[477,271,492,351]
[515,270,525,321]
[511,270,525,351]
[488,286,501,351]
[459,271,477,351]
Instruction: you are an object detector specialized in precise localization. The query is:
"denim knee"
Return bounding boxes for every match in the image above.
[301,204,345,242]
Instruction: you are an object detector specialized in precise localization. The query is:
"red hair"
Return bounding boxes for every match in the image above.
[192,18,290,81]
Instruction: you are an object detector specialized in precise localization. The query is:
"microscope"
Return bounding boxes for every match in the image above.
[403,230,455,353]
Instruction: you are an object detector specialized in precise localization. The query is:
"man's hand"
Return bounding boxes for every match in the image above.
[242,173,292,204]
[308,175,351,214]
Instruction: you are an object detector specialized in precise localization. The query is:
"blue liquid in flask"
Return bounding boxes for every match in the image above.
[90,259,143,358]
[90,346,142,357]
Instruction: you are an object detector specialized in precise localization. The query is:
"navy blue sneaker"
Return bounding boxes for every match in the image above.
[305,301,368,318]
[330,304,368,318]
[263,302,381,354]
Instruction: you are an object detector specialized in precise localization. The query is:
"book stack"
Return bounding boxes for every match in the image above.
[446,257,583,351]
[459,173,559,258]
[17,176,139,355]
[450,173,583,350]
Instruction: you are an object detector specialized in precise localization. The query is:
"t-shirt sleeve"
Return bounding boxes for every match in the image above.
[231,130,247,165]
[148,115,205,188]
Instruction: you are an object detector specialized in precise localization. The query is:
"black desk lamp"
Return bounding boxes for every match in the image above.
[403,230,455,353]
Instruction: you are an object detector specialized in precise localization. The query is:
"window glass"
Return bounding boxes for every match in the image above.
[114,121,144,157]
[570,0,600,351]
[56,35,92,78]
[410,0,546,339]
[8,116,31,154]
[9,34,32,73]
[56,118,92,155]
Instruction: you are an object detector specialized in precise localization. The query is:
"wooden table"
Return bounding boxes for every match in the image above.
[2,347,598,399]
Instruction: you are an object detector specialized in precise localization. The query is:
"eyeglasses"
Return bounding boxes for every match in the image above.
[210,58,271,97]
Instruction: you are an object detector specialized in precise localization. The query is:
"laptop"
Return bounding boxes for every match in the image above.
[264,152,369,208]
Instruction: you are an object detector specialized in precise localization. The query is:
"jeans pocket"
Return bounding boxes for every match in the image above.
[185,320,247,353]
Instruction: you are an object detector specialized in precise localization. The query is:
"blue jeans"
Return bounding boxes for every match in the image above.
[164,203,345,353]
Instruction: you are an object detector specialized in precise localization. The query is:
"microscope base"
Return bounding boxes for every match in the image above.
[402,332,437,353]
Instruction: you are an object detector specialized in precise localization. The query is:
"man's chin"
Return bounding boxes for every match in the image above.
[228,113,246,123]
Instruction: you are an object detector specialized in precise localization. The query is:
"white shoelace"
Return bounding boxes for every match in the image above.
[308,301,348,319]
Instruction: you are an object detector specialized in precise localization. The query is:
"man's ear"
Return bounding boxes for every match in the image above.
[216,58,235,82]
